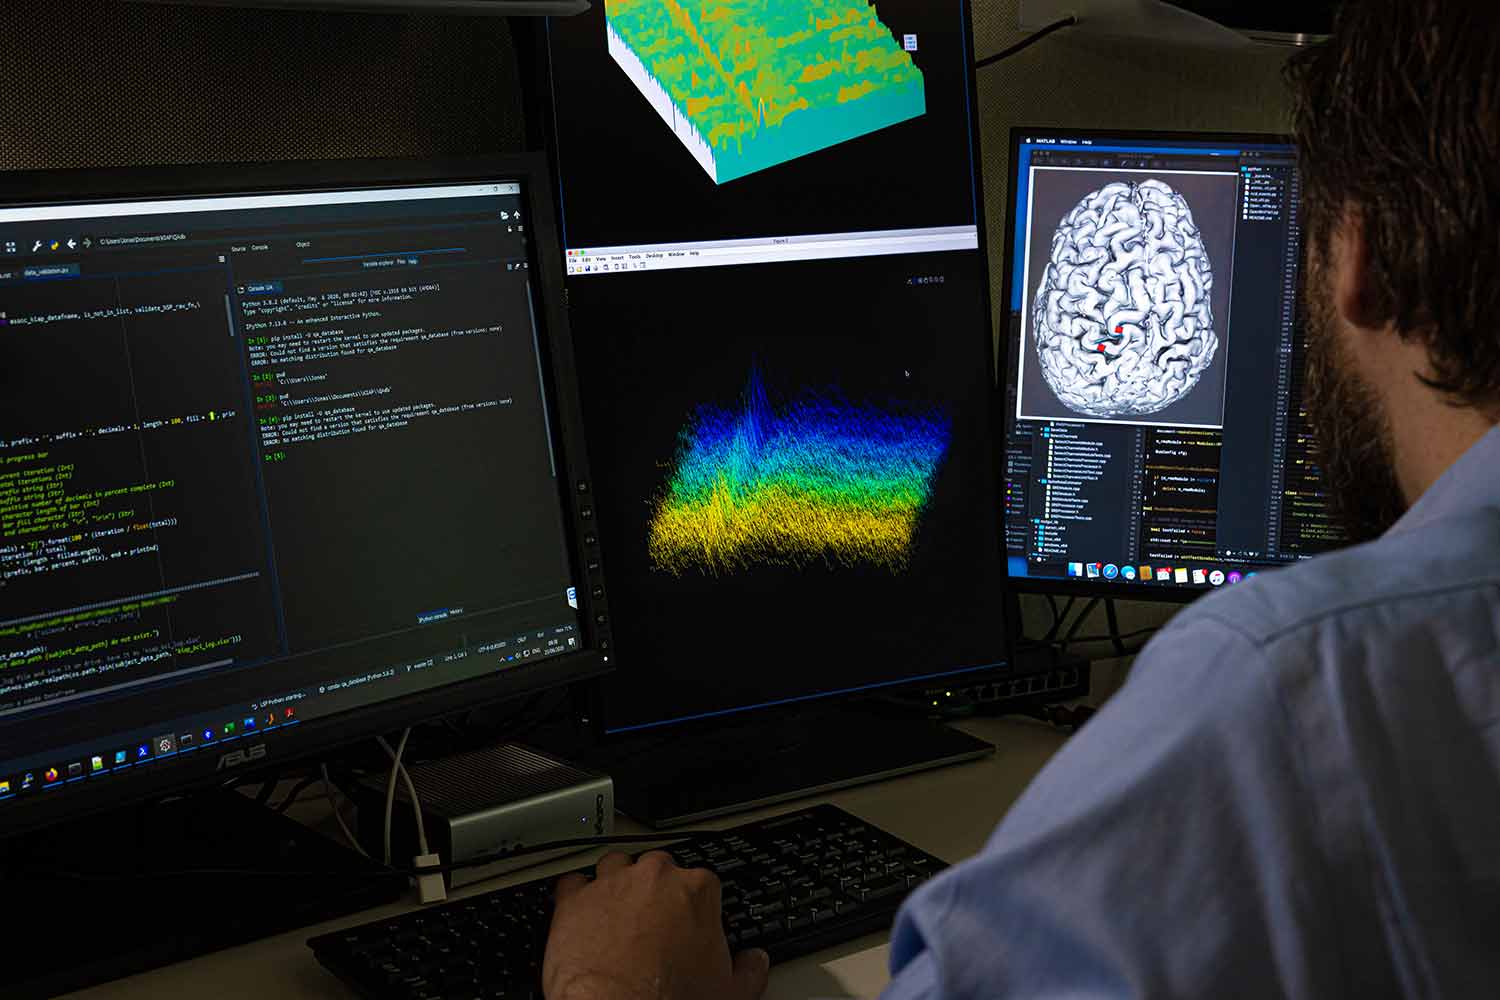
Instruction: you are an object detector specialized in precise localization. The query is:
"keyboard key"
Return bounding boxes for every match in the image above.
[863,875,908,901]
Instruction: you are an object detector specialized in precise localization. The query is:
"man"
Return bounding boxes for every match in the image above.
[541,1,1500,996]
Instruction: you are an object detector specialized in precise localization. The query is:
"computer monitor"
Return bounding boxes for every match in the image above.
[1000,128,1348,600]
[533,1,1007,822]
[0,155,609,837]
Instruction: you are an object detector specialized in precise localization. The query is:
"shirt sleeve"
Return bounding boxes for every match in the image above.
[880,616,1344,1000]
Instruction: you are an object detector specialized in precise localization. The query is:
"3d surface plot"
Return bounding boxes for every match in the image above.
[1033,179,1219,418]
[648,369,950,576]
[605,0,927,184]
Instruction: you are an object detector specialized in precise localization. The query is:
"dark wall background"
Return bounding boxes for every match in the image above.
[0,0,528,172]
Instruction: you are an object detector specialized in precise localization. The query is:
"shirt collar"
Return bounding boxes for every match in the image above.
[1388,424,1500,536]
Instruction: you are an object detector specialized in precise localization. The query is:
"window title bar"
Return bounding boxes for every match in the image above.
[0,183,521,225]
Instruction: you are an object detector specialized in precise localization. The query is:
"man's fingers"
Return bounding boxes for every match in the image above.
[595,851,633,877]
[685,864,721,911]
[553,872,589,903]
[731,948,771,1000]
[636,849,676,870]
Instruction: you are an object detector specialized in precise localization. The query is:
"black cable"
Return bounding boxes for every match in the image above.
[1103,599,1128,658]
[273,775,322,814]
[253,771,279,809]
[1044,596,1076,644]
[1062,626,1160,648]
[975,15,1077,70]
[1058,597,1100,657]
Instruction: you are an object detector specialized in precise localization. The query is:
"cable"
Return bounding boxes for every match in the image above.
[1058,597,1101,657]
[376,731,430,861]
[273,774,322,814]
[1104,599,1128,658]
[975,15,1077,70]
[1062,625,1161,648]
[377,731,445,901]
[1044,596,1076,644]
[321,764,370,859]
[252,771,279,809]
[1026,596,1158,659]
[380,730,407,866]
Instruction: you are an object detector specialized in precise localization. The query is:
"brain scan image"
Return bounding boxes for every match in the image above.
[1032,179,1219,418]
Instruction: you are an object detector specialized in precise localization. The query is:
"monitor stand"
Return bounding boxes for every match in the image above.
[593,701,995,829]
[1,788,405,1000]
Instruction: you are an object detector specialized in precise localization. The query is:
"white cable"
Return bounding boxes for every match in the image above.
[320,764,370,859]
[380,730,408,865]
[377,730,444,903]
[376,730,430,859]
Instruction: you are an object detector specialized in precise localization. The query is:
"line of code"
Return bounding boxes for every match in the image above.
[2,300,205,328]
[1139,428,1221,565]
[0,268,274,713]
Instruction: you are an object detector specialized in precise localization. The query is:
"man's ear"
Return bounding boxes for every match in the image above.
[1331,209,1382,331]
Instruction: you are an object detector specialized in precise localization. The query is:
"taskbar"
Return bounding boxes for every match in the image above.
[0,620,580,805]
[1019,558,1278,590]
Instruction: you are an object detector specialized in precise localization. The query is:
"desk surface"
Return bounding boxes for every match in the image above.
[62,714,1075,1000]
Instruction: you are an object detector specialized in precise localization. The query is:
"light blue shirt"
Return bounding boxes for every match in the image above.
[886,425,1500,998]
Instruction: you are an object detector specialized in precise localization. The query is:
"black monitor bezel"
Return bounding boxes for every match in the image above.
[0,154,612,837]
[999,126,1296,605]
[520,2,1015,739]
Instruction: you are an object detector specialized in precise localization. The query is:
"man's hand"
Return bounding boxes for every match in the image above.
[542,850,771,1000]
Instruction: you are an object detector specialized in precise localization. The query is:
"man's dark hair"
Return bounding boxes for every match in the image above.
[1286,1,1500,411]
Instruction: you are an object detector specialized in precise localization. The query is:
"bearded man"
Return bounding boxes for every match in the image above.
[541,3,1500,996]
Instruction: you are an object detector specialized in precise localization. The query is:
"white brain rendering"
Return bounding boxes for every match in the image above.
[1033,179,1218,417]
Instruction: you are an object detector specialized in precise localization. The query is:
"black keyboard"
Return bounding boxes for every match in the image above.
[308,804,945,999]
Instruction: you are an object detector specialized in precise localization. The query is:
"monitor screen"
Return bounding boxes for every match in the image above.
[544,0,980,276]
[1000,129,1347,597]
[539,0,1008,733]
[0,160,606,828]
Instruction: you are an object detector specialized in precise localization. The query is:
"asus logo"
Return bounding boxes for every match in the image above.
[216,743,268,771]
